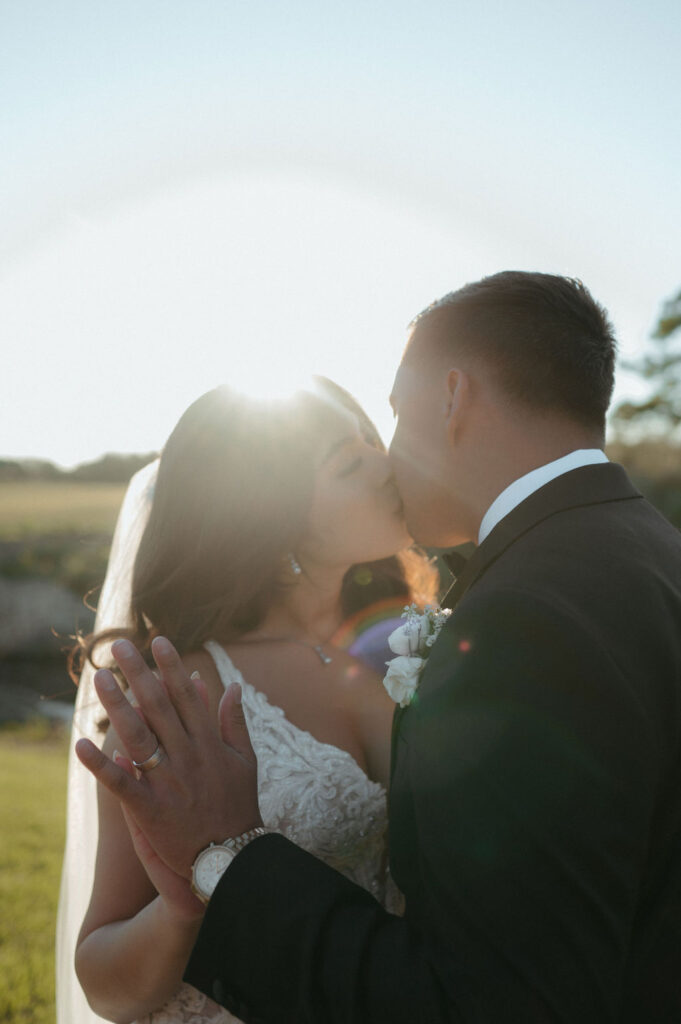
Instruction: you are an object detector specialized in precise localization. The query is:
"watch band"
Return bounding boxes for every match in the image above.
[221,825,270,855]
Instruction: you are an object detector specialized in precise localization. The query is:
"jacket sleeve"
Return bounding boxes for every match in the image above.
[184,588,659,1024]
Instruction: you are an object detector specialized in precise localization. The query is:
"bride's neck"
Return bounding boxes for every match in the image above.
[254,563,348,645]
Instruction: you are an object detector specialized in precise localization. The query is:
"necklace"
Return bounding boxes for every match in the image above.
[241,636,334,666]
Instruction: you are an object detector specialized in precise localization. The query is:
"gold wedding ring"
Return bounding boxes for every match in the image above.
[132,743,165,772]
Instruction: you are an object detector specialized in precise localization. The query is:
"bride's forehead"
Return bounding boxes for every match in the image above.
[308,396,358,435]
[310,404,360,455]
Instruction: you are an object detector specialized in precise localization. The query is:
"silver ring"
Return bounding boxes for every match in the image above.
[132,743,165,772]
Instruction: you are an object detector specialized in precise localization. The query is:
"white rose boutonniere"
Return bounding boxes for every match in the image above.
[383,604,451,708]
[382,655,426,708]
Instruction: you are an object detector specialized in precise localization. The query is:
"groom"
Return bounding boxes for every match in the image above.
[78,272,681,1022]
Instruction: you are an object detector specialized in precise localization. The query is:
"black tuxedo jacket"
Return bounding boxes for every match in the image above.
[185,463,681,1023]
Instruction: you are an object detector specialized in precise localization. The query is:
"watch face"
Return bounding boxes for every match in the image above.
[193,845,235,900]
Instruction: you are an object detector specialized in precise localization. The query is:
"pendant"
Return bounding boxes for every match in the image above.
[313,645,333,665]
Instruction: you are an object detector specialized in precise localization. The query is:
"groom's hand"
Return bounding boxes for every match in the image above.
[76,636,263,878]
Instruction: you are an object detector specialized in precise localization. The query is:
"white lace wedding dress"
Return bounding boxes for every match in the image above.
[136,640,403,1024]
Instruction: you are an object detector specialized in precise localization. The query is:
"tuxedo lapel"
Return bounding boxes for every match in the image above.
[390,703,404,781]
[390,463,641,785]
[441,462,641,612]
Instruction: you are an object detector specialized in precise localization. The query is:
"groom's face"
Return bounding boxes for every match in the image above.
[388,359,459,546]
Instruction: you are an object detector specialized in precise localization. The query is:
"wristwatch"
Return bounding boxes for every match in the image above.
[190,826,270,904]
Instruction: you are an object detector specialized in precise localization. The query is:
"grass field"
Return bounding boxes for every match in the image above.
[0,482,126,540]
[0,481,126,594]
[0,723,69,1024]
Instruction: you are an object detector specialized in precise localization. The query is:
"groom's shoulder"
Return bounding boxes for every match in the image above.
[437,487,681,656]
[499,484,681,587]
[447,492,681,683]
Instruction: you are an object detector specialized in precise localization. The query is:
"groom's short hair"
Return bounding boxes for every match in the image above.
[406,271,617,430]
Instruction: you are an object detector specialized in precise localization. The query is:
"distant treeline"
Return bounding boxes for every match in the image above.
[606,439,681,529]
[0,452,158,484]
[1,440,680,527]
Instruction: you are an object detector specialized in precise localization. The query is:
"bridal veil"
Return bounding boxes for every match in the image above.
[56,461,158,1024]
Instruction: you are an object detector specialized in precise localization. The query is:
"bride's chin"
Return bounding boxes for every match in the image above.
[395,515,413,547]
[353,514,412,563]
[386,524,414,556]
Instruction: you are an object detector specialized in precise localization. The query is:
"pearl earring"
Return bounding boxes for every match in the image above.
[288,553,303,576]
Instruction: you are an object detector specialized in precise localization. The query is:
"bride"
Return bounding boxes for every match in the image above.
[57,378,437,1024]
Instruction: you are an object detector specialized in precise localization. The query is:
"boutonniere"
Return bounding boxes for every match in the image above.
[383,604,451,707]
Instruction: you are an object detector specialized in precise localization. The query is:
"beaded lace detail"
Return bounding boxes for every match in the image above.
[137,640,401,1024]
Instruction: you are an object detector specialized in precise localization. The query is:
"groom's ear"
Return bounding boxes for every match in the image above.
[444,368,470,444]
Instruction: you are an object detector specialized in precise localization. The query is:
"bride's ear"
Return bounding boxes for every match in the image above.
[444,368,470,445]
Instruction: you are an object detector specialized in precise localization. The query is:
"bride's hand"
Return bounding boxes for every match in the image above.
[113,750,206,923]
[75,636,263,879]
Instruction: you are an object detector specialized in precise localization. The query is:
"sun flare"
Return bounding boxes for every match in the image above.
[2,175,477,466]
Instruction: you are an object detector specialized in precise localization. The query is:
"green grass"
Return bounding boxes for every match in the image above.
[0,481,126,594]
[0,482,126,539]
[0,723,69,1023]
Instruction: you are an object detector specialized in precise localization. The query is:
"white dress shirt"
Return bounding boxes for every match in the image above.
[478,449,609,545]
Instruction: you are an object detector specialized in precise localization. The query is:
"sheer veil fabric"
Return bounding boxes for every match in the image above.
[56,461,158,1024]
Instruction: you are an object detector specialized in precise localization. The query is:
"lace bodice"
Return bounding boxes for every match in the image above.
[138,640,401,1024]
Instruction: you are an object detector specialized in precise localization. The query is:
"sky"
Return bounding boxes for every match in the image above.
[1,0,680,466]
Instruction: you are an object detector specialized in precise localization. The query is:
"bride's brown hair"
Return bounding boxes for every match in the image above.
[70,379,438,679]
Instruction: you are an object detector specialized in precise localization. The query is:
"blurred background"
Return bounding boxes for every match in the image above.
[0,2,679,1018]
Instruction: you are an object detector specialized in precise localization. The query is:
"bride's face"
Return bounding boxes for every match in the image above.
[298,406,411,571]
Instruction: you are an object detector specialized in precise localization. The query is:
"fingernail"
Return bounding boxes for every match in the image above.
[112,639,135,661]
[231,682,242,705]
[190,670,200,680]
[152,636,173,657]
[113,749,122,764]
[94,669,117,691]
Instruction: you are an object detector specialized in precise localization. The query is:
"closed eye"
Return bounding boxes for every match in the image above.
[337,457,362,478]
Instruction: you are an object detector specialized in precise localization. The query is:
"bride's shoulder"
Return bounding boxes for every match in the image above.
[329,647,382,689]
[327,649,394,721]
[329,646,385,685]
[327,650,393,790]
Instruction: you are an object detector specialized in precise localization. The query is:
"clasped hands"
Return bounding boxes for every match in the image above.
[76,636,263,907]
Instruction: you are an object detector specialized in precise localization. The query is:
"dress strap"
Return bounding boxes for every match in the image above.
[203,640,247,691]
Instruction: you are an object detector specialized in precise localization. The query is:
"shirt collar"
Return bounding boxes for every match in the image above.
[478,449,609,545]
